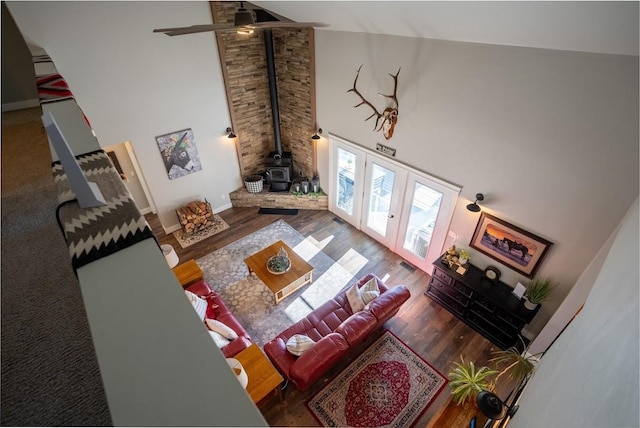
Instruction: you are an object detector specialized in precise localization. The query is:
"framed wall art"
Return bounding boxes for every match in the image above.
[470,212,553,278]
[156,128,202,180]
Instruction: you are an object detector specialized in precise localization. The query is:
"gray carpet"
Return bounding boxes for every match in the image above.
[197,220,358,347]
[1,108,112,426]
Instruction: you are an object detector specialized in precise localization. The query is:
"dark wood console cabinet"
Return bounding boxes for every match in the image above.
[426,255,539,349]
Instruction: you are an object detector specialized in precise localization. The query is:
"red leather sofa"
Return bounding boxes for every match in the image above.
[186,280,252,358]
[263,273,410,391]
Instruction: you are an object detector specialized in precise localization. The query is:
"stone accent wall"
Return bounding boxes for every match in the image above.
[212,1,315,180]
[213,2,272,178]
[274,29,314,179]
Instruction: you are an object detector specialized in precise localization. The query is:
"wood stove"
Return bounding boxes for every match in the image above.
[265,151,293,192]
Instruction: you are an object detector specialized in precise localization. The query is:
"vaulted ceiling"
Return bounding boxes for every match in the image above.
[252,1,639,56]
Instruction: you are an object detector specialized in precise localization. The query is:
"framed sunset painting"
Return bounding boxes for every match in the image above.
[470,213,553,278]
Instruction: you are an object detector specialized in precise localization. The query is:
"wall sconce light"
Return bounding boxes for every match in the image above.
[311,128,323,140]
[226,127,237,139]
[466,193,485,212]
[236,27,254,35]
[476,390,519,426]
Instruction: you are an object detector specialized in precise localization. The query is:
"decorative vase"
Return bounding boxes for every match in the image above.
[459,257,468,265]
[277,247,288,259]
[524,298,538,310]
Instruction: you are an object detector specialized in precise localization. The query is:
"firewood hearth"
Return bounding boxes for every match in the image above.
[176,200,214,234]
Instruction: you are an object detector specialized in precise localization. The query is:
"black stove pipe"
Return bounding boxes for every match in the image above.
[264,29,283,157]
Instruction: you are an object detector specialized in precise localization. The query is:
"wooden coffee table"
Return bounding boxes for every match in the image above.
[244,240,313,304]
[234,344,284,405]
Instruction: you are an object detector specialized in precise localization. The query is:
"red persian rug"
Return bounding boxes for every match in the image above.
[307,330,448,427]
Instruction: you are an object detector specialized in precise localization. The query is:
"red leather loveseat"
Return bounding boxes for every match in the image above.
[186,280,252,358]
[263,274,410,391]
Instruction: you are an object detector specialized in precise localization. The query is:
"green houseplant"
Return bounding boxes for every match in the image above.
[450,337,543,409]
[458,249,471,265]
[524,278,553,309]
[490,336,542,387]
[448,356,499,405]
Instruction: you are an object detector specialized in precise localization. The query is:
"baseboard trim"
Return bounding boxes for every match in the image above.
[163,223,183,235]
[140,207,153,215]
[2,99,40,112]
[213,202,232,213]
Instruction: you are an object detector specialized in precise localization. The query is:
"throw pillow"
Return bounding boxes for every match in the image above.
[205,318,238,340]
[359,277,381,305]
[185,290,207,320]
[286,334,315,356]
[208,330,230,349]
[346,283,366,312]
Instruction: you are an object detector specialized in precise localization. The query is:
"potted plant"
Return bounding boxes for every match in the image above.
[524,278,553,310]
[490,336,542,387]
[458,249,471,265]
[448,356,499,406]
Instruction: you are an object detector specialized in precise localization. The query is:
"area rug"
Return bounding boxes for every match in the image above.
[172,214,230,248]
[197,219,357,346]
[307,331,448,428]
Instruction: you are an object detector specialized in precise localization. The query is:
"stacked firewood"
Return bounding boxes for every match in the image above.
[176,200,214,234]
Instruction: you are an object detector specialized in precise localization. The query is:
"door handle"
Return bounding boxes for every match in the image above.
[388,214,394,219]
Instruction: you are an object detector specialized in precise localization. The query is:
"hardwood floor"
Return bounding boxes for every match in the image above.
[147,207,509,427]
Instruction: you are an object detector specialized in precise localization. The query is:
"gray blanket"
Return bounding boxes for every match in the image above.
[52,149,154,271]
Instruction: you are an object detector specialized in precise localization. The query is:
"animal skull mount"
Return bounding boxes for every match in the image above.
[348,65,400,140]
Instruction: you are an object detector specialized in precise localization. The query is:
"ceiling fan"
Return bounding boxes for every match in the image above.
[154,2,326,36]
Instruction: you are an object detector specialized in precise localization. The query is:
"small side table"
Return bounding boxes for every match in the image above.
[234,344,284,405]
[172,259,204,288]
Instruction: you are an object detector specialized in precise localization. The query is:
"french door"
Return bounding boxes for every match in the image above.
[329,135,460,272]
[360,156,407,249]
[328,140,366,228]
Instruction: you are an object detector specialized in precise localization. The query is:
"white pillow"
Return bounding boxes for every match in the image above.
[185,290,207,321]
[286,334,315,356]
[206,318,238,340]
[359,277,381,305]
[208,330,230,349]
[346,283,366,312]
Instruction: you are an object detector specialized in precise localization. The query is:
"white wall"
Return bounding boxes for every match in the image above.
[7,1,242,231]
[510,198,639,428]
[314,30,639,336]
[527,219,619,356]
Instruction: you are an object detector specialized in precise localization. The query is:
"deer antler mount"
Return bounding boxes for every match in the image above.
[348,65,400,140]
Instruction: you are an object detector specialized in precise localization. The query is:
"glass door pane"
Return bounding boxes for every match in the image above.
[329,136,366,229]
[337,147,356,215]
[402,182,443,258]
[360,155,407,249]
[365,163,395,235]
[395,172,459,272]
